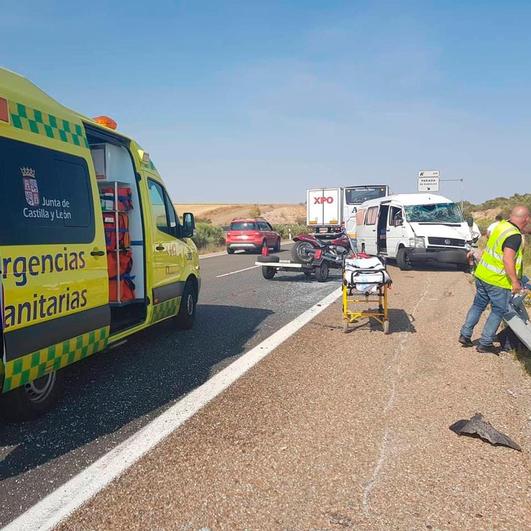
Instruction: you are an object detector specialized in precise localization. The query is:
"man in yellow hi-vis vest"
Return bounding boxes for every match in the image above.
[460,205,529,354]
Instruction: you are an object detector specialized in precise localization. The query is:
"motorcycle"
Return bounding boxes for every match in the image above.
[291,231,352,266]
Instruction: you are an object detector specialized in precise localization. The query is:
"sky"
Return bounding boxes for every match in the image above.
[1,0,531,204]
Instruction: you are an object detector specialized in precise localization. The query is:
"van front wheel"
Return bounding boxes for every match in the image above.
[176,283,197,330]
[0,371,63,422]
[396,247,413,271]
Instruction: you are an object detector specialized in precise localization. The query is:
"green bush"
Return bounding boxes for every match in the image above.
[274,223,309,239]
[249,205,261,217]
[192,222,226,249]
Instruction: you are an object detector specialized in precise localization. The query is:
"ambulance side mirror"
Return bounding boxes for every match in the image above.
[182,212,195,238]
[466,217,474,227]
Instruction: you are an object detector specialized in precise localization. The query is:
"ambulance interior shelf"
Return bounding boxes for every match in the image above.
[88,139,146,331]
[98,181,136,304]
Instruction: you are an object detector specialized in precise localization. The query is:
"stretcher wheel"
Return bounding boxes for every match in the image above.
[383,320,390,334]
[344,321,350,333]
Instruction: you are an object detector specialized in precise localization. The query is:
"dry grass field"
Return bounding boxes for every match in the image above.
[174,203,306,226]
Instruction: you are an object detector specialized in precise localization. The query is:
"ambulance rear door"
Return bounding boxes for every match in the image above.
[0,136,110,393]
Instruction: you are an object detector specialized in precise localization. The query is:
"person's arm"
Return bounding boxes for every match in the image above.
[503,247,521,293]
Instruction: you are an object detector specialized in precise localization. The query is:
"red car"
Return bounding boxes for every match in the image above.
[226,218,281,254]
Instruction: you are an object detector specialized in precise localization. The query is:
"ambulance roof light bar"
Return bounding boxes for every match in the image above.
[93,115,117,130]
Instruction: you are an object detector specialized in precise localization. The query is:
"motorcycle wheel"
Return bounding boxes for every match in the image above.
[291,241,315,264]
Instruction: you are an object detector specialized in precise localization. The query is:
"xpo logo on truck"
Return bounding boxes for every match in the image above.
[314,196,334,204]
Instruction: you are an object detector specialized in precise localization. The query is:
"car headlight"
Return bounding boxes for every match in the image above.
[409,236,425,248]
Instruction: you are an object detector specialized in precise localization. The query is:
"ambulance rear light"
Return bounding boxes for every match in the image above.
[94,115,118,130]
[0,97,9,123]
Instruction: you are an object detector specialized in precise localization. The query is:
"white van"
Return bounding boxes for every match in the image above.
[355,193,474,270]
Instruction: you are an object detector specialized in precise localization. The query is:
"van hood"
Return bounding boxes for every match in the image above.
[410,222,473,241]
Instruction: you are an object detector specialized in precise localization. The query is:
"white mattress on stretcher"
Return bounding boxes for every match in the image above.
[343,256,391,293]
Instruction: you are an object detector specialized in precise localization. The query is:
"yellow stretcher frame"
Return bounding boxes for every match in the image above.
[342,281,390,334]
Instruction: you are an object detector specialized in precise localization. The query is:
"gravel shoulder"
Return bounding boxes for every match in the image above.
[61,266,531,530]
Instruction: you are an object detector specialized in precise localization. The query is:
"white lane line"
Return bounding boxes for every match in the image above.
[6,287,342,531]
[199,250,228,259]
[216,265,260,278]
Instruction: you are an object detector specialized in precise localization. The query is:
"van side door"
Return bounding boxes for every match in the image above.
[362,206,379,254]
[0,137,109,393]
[147,179,186,320]
[387,205,406,258]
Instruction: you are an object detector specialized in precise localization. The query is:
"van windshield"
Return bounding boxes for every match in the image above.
[404,203,463,223]
[231,222,256,231]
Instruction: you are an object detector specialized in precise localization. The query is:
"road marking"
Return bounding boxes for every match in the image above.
[362,276,431,515]
[216,265,260,278]
[199,250,228,259]
[6,287,342,531]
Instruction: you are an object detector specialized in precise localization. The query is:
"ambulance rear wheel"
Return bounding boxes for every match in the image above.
[0,371,63,422]
[176,283,197,330]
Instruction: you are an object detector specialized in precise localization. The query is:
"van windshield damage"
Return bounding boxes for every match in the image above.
[405,203,463,224]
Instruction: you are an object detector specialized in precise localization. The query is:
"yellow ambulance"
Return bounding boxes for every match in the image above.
[0,68,200,421]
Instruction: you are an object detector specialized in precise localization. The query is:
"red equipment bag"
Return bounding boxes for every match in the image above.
[100,185,133,212]
[103,212,130,250]
[109,275,136,302]
[107,250,133,279]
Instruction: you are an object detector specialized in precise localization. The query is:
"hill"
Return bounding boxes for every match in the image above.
[464,193,531,224]
[174,203,306,227]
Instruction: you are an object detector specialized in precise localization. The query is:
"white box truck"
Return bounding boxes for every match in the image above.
[306,188,343,232]
[307,185,390,234]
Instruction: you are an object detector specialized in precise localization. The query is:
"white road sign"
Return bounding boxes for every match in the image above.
[418,176,440,192]
[418,170,440,178]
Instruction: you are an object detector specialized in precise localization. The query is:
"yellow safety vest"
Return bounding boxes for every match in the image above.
[475,220,524,289]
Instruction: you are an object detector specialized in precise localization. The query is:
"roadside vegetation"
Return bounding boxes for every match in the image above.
[464,193,530,276]
[192,221,226,253]
[191,218,309,254]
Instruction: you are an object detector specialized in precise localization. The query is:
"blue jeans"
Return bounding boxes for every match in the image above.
[461,278,511,346]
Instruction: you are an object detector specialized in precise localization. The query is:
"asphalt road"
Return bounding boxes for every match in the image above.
[60,266,531,530]
[0,246,341,527]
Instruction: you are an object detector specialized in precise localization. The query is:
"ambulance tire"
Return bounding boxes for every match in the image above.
[176,282,197,330]
[0,370,63,422]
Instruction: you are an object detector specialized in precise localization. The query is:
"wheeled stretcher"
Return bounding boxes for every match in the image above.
[342,256,392,333]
